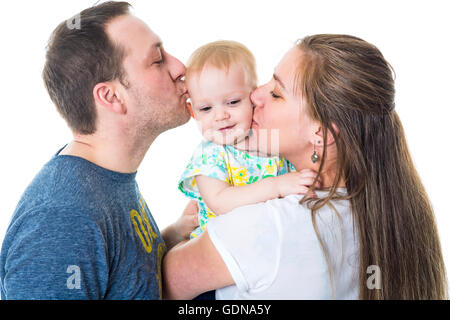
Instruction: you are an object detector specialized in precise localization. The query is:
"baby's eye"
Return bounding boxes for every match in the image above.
[228,99,241,105]
[200,106,211,112]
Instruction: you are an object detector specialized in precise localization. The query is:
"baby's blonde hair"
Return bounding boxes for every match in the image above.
[186,40,257,89]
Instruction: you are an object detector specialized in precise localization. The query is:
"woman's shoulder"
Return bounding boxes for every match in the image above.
[211,191,352,231]
[272,190,350,209]
[211,194,308,229]
[215,194,302,216]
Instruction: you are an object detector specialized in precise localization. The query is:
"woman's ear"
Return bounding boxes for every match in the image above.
[311,122,339,147]
[93,82,127,115]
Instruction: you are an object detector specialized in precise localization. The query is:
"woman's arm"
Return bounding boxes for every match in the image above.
[163,231,234,299]
[196,169,320,215]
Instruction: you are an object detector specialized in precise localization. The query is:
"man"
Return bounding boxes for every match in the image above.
[0,1,197,299]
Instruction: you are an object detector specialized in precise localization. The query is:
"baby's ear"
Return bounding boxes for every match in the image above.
[186,102,195,119]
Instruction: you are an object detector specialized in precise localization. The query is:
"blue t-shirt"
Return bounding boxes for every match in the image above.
[0,149,166,299]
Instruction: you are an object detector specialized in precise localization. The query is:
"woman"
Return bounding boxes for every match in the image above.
[163,34,447,299]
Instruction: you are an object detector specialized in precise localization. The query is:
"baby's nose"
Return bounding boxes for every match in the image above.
[214,108,230,121]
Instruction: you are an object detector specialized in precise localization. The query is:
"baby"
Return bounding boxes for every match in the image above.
[179,40,319,238]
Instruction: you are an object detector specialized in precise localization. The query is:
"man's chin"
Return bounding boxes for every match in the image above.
[174,112,191,129]
[160,110,191,133]
[171,101,191,125]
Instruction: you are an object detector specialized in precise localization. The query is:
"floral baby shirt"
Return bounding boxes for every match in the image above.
[178,140,295,238]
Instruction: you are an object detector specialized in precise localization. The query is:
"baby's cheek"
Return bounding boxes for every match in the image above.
[201,126,215,141]
[195,119,208,135]
[243,105,255,127]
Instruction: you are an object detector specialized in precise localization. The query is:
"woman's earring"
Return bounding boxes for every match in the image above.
[311,141,320,164]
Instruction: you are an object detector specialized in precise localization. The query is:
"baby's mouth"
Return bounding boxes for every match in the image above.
[218,124,236,132]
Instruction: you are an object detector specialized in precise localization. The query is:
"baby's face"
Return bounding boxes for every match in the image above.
[187,63,254,145]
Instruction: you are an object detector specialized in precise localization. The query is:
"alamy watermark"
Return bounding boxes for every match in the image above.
[198,126,281,157]
[66,14,81,30]
[66,265,81,290]
[366,265,381,290]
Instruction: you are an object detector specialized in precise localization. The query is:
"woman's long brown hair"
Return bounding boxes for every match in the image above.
[297,34,447,299]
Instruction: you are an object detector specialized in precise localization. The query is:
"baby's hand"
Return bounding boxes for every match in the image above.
[274,169,322,198]
[172,200,200,240]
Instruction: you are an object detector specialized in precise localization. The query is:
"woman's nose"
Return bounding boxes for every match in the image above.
[250,86,264,109]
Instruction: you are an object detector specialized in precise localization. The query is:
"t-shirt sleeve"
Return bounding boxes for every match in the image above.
[1,207,108,300]
[178,140,230,201]
[207,202,281,293]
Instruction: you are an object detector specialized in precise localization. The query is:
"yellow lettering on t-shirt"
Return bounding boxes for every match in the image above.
[156,243,167,299]
[130,195,159,254]
[139,196,157,240]
[130,209,153,253]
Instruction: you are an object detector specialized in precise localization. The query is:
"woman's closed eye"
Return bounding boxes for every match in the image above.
[270,91,282,99]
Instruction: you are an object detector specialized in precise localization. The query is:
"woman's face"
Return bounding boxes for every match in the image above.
[250,47,315,162]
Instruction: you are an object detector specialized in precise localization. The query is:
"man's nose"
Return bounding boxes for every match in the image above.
[167,52,186,83]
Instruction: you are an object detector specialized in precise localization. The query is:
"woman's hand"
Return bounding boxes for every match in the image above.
[161,200,199,250]
[274,169,322,198]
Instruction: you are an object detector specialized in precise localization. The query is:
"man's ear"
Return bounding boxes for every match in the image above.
[312,122,339,147]
[93,82,127,115]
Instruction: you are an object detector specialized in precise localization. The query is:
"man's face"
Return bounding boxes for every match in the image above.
[107,15,190,138]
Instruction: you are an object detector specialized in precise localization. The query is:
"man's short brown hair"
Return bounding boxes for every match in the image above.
[42,1,131,134]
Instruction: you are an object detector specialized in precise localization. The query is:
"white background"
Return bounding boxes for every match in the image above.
[0,0,449,295]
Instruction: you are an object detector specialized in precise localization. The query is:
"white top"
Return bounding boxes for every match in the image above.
[207,190,360,299]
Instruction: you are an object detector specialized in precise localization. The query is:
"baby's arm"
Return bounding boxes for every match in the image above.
[196,169,321,215]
